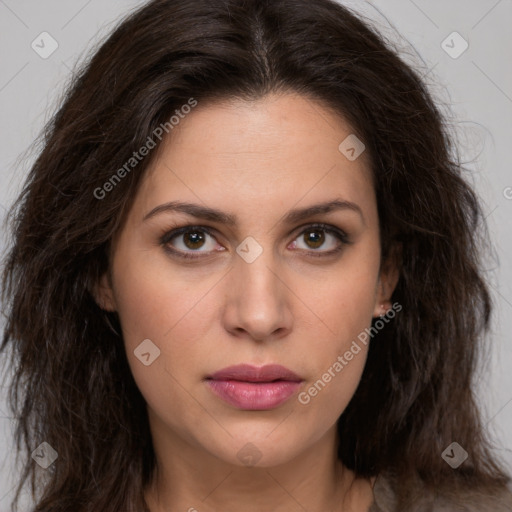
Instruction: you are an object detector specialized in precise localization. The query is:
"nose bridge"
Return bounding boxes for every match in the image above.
[235,237,282,306]
[236,243,279,297]
[223,237,292,340]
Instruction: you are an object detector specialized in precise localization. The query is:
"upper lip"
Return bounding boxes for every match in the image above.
[207,364,302,383]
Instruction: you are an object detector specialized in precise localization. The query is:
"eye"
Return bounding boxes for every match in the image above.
[289,223,350,256]
[160,222,350,261]
[161,226,222,260]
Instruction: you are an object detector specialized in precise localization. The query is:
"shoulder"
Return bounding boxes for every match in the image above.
[370,471,512,512]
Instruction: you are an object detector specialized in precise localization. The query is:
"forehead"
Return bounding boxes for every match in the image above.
[133,92,376,224]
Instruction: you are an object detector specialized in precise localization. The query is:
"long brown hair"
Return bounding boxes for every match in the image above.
[1,0,509,510]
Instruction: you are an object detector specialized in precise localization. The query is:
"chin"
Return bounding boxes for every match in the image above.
[203,429,309,469]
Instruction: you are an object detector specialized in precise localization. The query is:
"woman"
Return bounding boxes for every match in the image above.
[1,0,511,510]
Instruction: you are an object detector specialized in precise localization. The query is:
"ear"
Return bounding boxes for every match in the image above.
[373,242,401,318]
[91,271,117,312]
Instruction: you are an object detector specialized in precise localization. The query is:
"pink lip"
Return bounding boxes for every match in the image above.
[206,364,303,410]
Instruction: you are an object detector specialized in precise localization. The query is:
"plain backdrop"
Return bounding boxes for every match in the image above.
[0,0,511,509]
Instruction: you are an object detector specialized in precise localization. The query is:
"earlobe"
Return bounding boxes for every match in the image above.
[373,299,394,319]
[373,300,392,318]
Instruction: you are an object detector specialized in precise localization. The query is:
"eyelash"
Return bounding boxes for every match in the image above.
[160,223,351,261]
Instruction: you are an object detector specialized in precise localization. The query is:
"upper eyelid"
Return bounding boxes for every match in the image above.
[162,222,348,247]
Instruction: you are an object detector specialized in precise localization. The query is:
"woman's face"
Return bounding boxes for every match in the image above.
[97,92,396,468]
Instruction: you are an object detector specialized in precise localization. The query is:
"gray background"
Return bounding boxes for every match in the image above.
[0,0,511,509]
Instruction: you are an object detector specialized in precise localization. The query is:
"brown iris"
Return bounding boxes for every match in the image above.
[304,229,325,249]
[183,230,206,250]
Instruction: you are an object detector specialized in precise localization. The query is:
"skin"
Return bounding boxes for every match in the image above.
[95,92,399,511]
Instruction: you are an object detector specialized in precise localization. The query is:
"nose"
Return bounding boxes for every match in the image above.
[222,250,293,342]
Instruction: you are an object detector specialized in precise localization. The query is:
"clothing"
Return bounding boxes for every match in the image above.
[369,472,512,511]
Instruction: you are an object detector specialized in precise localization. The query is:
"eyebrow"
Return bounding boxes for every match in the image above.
[143,199,365,226]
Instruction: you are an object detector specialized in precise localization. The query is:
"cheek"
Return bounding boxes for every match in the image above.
[293,243,379,418]
[111,240,216,344]
[295,275,374,430]
[299,284,372,409]
[303,244,380,349]
[109,245,220,410]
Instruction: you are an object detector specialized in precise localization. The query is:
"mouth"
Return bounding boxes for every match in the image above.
[205,364,303,410]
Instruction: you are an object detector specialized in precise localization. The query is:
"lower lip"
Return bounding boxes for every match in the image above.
[206,379,302,410]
